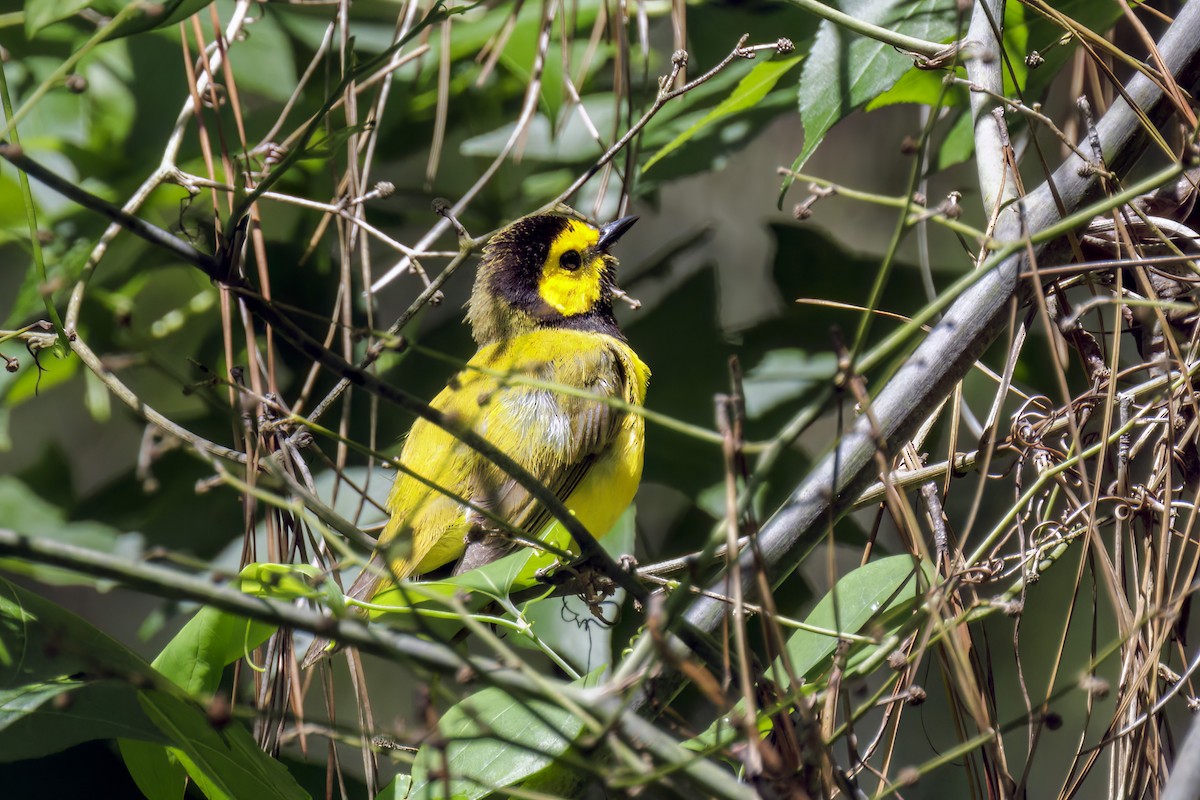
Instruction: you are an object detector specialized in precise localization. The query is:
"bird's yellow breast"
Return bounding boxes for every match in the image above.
[380,329,649,580]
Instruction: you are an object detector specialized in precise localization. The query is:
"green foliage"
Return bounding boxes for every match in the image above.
[693,555,933,752]
[26,0,219,41]
[644,54,805,172]
[779,554,933,686]
[0,577,309,799]
[404,679,591,800]
[140,690,308,800]
[0,0,1166,795]
[786,0,960,192]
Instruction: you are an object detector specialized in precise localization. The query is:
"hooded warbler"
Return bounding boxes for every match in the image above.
[302,211,648,667]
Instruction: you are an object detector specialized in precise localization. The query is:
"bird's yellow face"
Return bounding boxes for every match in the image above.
[537,219,606,317]
[467,212,638,344]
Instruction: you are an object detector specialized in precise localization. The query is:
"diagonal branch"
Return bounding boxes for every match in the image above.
[674,0,1200,663]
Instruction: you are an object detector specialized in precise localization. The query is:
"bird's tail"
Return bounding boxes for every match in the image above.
[299,558,383,669]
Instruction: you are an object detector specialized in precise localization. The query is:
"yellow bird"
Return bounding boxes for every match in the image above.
[303,211,648,667]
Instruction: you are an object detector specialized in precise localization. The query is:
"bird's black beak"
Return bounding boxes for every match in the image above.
[596,215,639,252]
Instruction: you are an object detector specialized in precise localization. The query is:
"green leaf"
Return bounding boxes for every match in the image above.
[124,563,343,797]
[643,54,803,172]
[0,679,172,761]
[4,234,92,330]
[867,4,1024,115]
[999,1,1029,97]
[406,679,593,800]
[692,556,933,753]
[0,577,158,688]
[152,563,324,698]
[0,578,173,760]
[101,0,218,40]
[301,122,374,161]
[26,0,217,39]
[461,96,615,164]
[83,367,112,422]
[235,562,325,600]
[120,738,187,800]
[865,65,964,111]
[1012,0,1123,100]
[139,690,310,800]
[3,349,79,407]
[780,554,933,686]
[377,773,413,799]
[785,0,958,195]
[0,576,306,797]
[151,608,276,699]
[495,5,605,123]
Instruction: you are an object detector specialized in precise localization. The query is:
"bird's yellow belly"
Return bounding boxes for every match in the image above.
[543,414,645,555]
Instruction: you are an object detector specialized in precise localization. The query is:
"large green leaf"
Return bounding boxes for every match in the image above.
[151,608,277,699]
[0,578,309,798]
[26,0,217,39]
[780,553,933,685]
[24,0,96,37]
[120,738,188,800]
[118,563,320,800]
[867,3,1028,112]
[148,563,321,698]
[691,555,933,752]
[741,348,838,420]
[0,679,171,761]
[786,0,958,192]
[0,576,161,689]
[0,578,169,761]
[1,349,79,408]
[139,690,309,800]
[937,107,975,171]
[403,670,603,800]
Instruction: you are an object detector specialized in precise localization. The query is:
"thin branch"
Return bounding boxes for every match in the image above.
[783,0,959,60]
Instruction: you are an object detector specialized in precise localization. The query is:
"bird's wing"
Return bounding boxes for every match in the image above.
[452,341,631,574]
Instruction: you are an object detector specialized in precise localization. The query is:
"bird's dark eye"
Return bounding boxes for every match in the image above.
[559,250,582,271]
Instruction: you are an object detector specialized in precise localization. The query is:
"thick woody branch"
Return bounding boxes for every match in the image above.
[678,0,1200,654]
